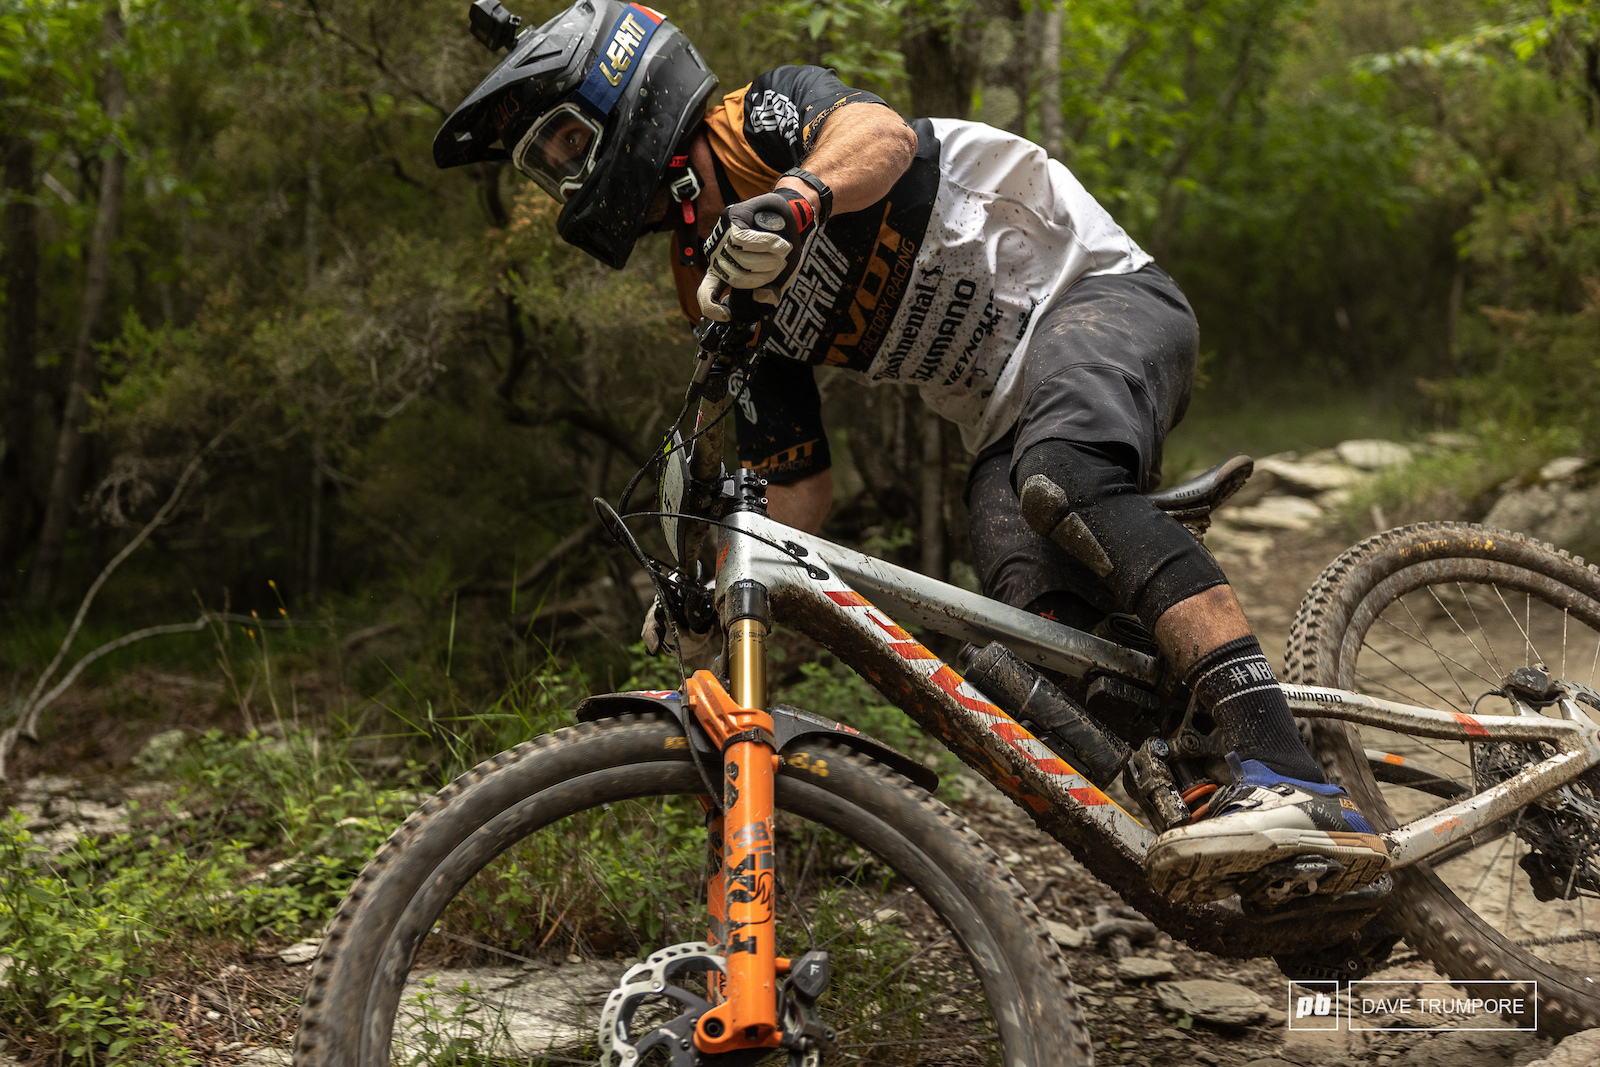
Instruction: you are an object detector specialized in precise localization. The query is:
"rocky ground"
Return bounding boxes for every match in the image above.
[8,437,1600,1066]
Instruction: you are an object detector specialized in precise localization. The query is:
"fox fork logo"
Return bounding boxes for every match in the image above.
[1288,981,1340,1030]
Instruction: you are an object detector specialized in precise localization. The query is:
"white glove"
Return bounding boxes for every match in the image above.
[641,594,723,672]
[696,189,816,322]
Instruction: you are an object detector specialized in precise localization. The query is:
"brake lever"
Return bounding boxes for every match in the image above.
[684,319,761,408]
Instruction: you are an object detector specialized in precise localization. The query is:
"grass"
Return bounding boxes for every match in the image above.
[1160,386,1411,484]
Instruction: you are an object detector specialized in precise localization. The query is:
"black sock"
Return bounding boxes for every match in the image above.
[1186,635,1326,783]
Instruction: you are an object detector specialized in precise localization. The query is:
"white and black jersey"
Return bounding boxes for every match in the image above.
[682,66,1150,481]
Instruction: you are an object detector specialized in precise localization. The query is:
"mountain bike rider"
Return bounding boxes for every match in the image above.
[434,0,1391,905]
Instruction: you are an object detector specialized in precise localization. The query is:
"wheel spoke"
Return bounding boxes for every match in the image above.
[1428,585,1503,683]
[1359,640,1472,720]
[1386,598,1500,691]
[1491,583,1541,670]
[1394,596,1479,704]
[1459,582,1506,678]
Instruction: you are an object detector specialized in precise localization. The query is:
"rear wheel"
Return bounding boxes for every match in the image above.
[1287,521,1600,1036]
[293,714,1092,1065]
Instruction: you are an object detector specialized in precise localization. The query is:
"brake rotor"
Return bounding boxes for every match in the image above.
[596,942,823,1067]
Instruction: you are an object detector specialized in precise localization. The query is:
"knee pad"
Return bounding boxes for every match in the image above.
[1014,440,1225,629]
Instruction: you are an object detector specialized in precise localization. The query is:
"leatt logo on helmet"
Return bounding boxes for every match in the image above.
[600,6,664,87]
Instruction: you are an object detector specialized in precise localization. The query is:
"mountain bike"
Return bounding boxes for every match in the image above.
[294,319,1600,1065]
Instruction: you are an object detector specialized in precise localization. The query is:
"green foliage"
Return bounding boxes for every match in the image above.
[0,813,213,1065]
[1432,288,1600,452]
[752,0,908,99]
[777,655,929,760]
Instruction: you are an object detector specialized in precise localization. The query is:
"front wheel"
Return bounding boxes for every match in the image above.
[1287,521,1600,1036]
[293,714,1091,1066]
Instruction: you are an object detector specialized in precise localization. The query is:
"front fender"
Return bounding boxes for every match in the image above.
[575,691,939,793]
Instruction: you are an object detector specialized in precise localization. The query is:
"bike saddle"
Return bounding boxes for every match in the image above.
[1145,454,1254,522]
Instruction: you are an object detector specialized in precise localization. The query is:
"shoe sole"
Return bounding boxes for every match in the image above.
[1146,827,1391,905]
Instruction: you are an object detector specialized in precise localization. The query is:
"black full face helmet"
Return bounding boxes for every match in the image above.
[434,0,718,268]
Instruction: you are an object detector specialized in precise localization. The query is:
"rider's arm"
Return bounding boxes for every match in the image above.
[736,66,917,217]
[775,103,916,216]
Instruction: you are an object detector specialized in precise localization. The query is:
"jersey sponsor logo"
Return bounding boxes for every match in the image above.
[1015,296,1040,340]
[747,89,801,144]
[801,97,853,149]
[765,232,852,361]
[744,439,821,474]
[941,288,1003,387]
[910,278,979,382]
[875,266,944,380]
[825,209,919,368]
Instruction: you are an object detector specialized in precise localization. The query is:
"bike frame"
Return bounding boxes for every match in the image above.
[719,506,1600,867]
[661,364,1600,1053]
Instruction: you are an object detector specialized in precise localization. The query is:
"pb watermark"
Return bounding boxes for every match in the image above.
[1287,980,1538,1031]
[1287,980,1339,1031]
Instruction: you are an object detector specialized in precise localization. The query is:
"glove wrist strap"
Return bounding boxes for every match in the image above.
[781,167,832,225]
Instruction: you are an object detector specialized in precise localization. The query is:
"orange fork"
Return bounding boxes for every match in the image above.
[685,668,782,1054]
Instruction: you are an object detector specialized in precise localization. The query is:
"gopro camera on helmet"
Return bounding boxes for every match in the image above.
[469,0,522,53]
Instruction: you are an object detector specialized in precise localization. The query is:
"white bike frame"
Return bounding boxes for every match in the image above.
[714,507,1600,934]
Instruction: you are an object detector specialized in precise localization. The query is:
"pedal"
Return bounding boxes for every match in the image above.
[1246,873,1394,921]
[1240,855,1345,907]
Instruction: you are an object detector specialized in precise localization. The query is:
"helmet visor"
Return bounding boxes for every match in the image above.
[511,103,606,204]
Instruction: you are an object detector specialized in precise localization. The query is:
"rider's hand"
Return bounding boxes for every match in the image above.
[641,594,723,671]
[697,189,819,322]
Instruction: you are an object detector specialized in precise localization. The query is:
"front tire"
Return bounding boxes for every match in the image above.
[293,714,1092,1065]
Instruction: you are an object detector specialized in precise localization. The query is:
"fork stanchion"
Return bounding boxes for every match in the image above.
[728,618,768,709]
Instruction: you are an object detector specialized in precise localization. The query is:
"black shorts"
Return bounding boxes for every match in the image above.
[968,264,1200,617]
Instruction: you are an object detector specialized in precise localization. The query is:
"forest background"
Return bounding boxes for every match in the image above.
[2,0,1598,719]
[1,0,1599,1061]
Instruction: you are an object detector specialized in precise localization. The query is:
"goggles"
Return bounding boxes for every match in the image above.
[511,103,606,204]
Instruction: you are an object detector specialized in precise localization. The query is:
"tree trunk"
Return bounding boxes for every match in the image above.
[0,134,40,590]
[307,441,324,597]
[305,154,321,290]
[1445,259,1465,367]
[28,6,128,606]
[919,409,946,580]
[1039,6,1064,158]
[901,10,983,120]
[305,61,321,291]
